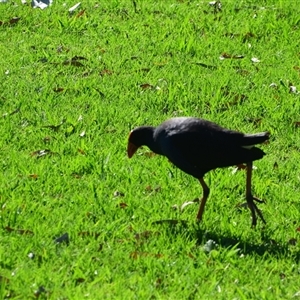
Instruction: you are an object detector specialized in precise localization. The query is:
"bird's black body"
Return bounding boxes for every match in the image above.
[128,117,269,226]
[129,117,268,178]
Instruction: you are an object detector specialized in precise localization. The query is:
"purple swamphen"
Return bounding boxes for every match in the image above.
[127,117,269,226]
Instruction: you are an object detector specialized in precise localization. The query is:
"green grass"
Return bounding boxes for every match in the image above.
[1,0,300,298]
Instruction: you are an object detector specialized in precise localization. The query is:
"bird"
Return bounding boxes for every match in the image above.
[127,117,270,226]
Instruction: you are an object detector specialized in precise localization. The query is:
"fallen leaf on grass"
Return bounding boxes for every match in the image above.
[54,233,69,245]
[77,149,85,155]
[53,87,64,93]
[114,191,125,197]
[28,174,38,180]
[295,122,300,128]
[63,56,87,67]
[9,17,21,25]
[194,62,217,70]
[75,278,85,285]
[100,69,113,76]
[288,238,297,246]
[76,10,85,18]
[2,107,20,117]
[31,149,54,158]
[4,226,34,235]
[145,185,161,193]
[140,83,154,90]
[118,202,128,209]
[220,53,244,60]
[233,163,247,172]
[34,286,46,298]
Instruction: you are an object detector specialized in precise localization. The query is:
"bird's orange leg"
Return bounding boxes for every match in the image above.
[246,162,266,226]
[196,178,210,221]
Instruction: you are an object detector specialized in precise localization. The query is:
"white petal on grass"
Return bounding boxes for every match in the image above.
[69,2,81,13]
[289,85,297,94]
[79,130,85,137]
[78,115,83,121]
[32,0,52,9]
[203,239,218,253]
[180,201,197,211]
[251,57,260,63]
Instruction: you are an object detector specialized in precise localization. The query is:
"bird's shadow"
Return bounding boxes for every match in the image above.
[152,220,299,261]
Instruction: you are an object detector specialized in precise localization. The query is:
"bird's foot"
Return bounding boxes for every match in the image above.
[246,194,266,226]
[252,196,265,204]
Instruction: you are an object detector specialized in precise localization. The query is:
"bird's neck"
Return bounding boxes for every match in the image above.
[141,126,161,154]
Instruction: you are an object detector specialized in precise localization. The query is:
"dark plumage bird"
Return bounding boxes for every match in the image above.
[127,117,269,226]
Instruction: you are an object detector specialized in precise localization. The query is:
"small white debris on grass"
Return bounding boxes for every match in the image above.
[32,0,52,9]
[251,57,260,63]
[69,2,81,13]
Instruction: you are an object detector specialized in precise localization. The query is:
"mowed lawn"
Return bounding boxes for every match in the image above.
[1,0,300,298]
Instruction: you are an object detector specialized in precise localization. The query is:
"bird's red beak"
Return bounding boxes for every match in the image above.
[127,142,138,158]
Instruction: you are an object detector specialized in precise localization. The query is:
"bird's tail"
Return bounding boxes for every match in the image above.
[241,132,270,146]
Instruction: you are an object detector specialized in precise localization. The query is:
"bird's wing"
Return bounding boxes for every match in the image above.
[159,135,208,178]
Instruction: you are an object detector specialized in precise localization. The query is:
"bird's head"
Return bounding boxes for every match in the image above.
[127,126,154,158]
